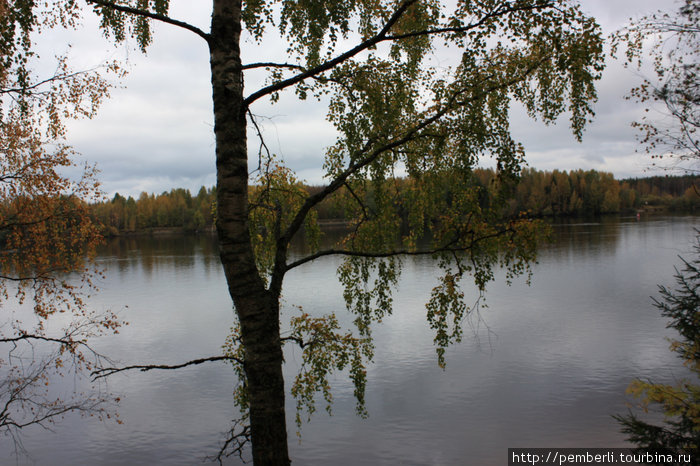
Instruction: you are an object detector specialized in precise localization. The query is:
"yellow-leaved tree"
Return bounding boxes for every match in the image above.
[16,1,605,464]
[0,0,123,450]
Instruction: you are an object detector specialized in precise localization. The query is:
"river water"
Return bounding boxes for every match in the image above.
[2,215,697,465]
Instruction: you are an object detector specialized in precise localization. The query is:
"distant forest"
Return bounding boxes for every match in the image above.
[90,169,699,236]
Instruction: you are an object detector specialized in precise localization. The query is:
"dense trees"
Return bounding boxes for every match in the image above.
[22,1,607,463]
[91,186,216,234]
[90,171,700,236]
[508,170,698,216]
[0,0,122,448]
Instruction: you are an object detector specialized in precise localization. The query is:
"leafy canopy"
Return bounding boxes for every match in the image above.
[1,0,123,445]
[81,0,605,444]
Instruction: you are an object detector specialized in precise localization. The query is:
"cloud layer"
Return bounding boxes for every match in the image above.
[47,0,669,197]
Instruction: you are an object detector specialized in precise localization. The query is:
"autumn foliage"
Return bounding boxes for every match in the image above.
[1,0,123,445]
[1,122,101,318]
[11,0,609,463]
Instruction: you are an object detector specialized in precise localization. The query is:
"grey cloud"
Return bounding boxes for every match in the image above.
[49,1,679,196]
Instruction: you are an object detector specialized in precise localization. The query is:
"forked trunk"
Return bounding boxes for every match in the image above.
[209,0,290,464]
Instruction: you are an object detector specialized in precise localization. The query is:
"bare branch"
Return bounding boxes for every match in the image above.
[91,355,243,380]
[0,334,117,444]
[247,110,272,175]
[242,62,305,71]
[207,419,251,465]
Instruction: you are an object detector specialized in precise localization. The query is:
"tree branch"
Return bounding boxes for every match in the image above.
[276,60,542,262]
[85,0,211,42]
[344,181,371,224]
[0,212,57,232]
[242,62,305,71]
[280,335,312,349]
[0,273,51,282]
[247,110,271,175]
[286,226,515,271]
[0,68,97,96]
[91,355,243,380]
[243,0,421,106]
[385,1,555,41]
[1,334,82,347]
[208,419,251,465]
[243,0,556,107]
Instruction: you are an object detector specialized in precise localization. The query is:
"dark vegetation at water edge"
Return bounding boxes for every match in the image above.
[90,170,699,236]
[507,170,699,217]
[91,186,217,236]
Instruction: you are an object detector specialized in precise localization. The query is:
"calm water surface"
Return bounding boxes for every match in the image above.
[2,215,697,465]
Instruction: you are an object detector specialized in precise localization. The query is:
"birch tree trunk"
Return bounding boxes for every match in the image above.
[209,1,290,463]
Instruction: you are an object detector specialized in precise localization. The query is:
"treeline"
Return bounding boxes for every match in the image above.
[91,186,217,236]
[90,169,699,235]
[504,169,699,217]
[310,169,699,219]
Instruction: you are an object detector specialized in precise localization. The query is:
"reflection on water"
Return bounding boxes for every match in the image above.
[1,215,697,465]
[100,234,222,278]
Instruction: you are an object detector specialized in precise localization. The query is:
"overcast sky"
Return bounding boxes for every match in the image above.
[45,0,674,198]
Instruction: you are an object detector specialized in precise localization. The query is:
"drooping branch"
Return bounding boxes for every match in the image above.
[0,327,118,444]
[0,359,105,429]
[91,355,244,380]
[85,0,211,42]
[285,226,515,271]
[343,181,371,224]
[275,60,543,265]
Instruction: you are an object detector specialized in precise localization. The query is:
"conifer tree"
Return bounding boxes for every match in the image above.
[615,234,700,458]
